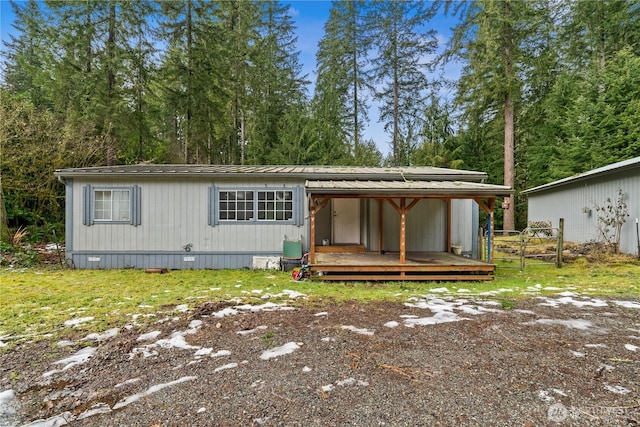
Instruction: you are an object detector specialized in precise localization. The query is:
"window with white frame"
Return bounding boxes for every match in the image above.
[219,190,254,221]
[94,189,131,221]
[209,186,301,226]
[257,190,293,221]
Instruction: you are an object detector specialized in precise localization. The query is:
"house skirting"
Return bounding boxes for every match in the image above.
[67,251,280,270]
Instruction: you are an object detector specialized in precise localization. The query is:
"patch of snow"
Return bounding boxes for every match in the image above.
[522,318,597,331]
[138,304,153,309]
[235,302,296,312]
[403,311,469,327]
[113,376,198,410]
[604,384,631,395]
[624,344,638,352]
[175,304,189,312]
[429,287,450,293]
[322,377,369,393]
[384,321,399,328]
[63,317,94,327]
[137,331,162,342]
[614,300,640,310]
[259,342,301,360]
[321,337,335,342]
[76,403,112,420]
[0,389,17,422]
[302,366,312,372]
[83,328,119,341]
[341,325,374,336]
[197,407,206,413]
[210,350,232,359]
[212,307,239,318]
[570,350,585,358]
[558,291,579,297]
[43,347,97,377]
[237,325,268,336]
[537,296,608,308]
[56,340,74,347]
[194,348,213,356]
[457,289,471,293]
[551,389,567,396]
[155,333,199,350]
[584,343,607,348]
[20,411,74,426]
[281,289,307,299]
[214,363,238,372]
[514,309,536,315]
[314,312,329,317]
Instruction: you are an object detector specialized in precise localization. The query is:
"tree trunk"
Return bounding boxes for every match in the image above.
[106,1,117,166]
[503,1,515,232]
[504,91,515,232]
[0,186,10,244]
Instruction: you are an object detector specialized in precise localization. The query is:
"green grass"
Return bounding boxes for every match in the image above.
[1,260,638,348]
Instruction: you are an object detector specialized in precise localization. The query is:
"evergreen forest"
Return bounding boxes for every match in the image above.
[1,0,639,242]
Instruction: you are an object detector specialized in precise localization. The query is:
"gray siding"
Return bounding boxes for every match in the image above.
[382,199,447,252]
[69,177,307,269]
[527,169,640,255]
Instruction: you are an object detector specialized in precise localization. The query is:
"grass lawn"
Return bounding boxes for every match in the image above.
[1,260,639,347]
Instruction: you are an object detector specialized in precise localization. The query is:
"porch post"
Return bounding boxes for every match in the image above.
[378,199,384,254]
[400,198,406,264]
[446,198,452,252]
[310,197,317,264]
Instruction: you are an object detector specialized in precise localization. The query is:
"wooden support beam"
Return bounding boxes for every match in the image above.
[446,198,452,252]
[400,198,406,264]
[378,199,384,253]
[310,202,316,264]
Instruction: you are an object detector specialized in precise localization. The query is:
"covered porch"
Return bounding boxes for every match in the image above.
[306,180,512,281]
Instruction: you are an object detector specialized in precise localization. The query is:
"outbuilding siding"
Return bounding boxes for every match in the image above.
[526,161,640,255]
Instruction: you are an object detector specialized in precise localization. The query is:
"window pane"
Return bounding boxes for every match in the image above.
[112,190,130,221]
[94,190,111,221]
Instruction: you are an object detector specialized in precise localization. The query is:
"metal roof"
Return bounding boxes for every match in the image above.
[54,164,488,182]
[522,156,640,195]
[305,180,512,196]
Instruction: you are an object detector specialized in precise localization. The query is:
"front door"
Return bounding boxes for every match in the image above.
[332,199,360,244]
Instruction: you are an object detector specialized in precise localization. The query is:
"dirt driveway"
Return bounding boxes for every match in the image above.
[1,290,639,426]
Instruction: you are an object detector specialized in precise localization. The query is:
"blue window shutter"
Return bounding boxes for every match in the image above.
[208,185,219,226]
[131,185,142,226]
[83,185,94,226]
[294,186,304,226]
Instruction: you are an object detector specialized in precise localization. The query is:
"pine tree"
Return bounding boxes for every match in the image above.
[313,0,370,163]
[366,0,438,166]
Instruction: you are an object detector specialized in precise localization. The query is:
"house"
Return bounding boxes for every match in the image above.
[522,157,640,256]
[54,165,512,280]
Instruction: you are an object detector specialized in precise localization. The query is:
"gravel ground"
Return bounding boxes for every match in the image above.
[1,293,639,427]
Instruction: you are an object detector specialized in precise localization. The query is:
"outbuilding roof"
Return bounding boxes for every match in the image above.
[305,180,512,197]
[522,156,640,195]
[54,164,488,182]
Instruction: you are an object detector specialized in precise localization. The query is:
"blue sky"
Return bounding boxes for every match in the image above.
[1,1,458,156]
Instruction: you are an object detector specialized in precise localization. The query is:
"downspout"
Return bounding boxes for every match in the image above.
[57,175,73,268]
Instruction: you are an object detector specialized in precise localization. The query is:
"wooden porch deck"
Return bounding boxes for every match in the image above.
[309,251,495,281]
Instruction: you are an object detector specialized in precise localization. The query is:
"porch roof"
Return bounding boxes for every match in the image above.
[305,180,512,197]
[54,164,488,182]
